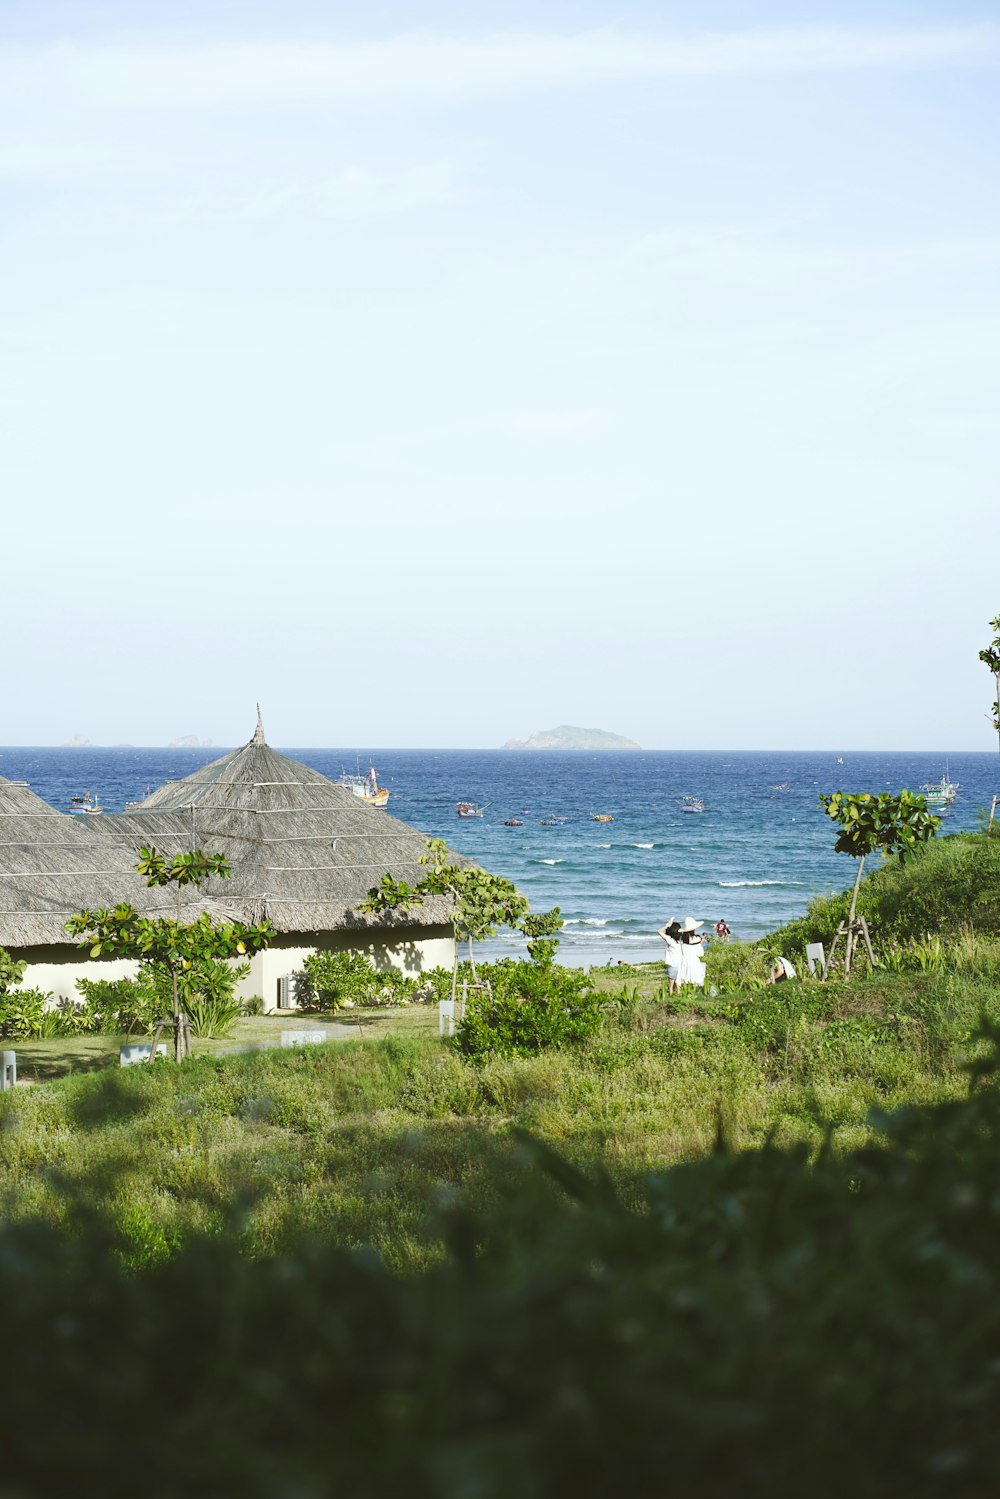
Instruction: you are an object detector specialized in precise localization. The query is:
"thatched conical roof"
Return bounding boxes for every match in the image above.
[109,718,455,937]
[0,776,229,950]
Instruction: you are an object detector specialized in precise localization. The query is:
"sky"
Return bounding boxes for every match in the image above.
[1,1,998,750]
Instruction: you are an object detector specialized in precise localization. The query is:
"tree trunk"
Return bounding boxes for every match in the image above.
[468,937,477,983]
[844,856,866,976]
[171,969,182,1063]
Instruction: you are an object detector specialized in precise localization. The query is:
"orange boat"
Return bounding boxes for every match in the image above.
[590,813,614,823]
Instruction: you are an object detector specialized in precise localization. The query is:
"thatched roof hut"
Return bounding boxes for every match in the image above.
[109,715,455,937]
[1,718,458,1005]
[0,775,227,952]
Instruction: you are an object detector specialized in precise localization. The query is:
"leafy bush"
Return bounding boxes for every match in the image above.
[0,987,62,1040]
[299,950,420,1010]
[456,960,604,1059]
[180,960,249,1038]
[878,936,946,974]
[704,939,774,992]
[75,975,161,1035]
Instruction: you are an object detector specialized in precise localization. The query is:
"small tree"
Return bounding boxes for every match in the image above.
[358,838,562,1000]
[0,946,26,997]
[979,614,1000,758]
[66,848,272,1061]
[819,791,940,975]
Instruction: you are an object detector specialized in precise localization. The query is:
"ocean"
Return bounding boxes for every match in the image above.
[2,747,997,966]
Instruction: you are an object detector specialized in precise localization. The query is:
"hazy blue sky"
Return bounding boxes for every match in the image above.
[2,2,998,749]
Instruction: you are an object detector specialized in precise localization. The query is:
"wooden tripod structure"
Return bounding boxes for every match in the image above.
[823,854,877,978]
[823,914,877,978]
[148,1010,192,1063]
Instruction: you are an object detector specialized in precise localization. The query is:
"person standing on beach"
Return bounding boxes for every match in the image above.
[677,918,707,989]
[657,918,683,994]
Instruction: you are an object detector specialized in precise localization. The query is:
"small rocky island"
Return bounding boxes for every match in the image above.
[502,725,640,751]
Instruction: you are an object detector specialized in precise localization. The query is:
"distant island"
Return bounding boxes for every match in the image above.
[502,725,640,751]
[62,734,92,747]
[169,735,216,748]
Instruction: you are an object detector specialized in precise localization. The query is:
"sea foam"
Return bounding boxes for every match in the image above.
[718,879,803,887]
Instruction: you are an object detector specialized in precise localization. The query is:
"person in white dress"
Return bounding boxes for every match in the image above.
[656,918,683,994]
[677,917,707,989]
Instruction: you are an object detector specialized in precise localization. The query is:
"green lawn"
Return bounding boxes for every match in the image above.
[10,1004,439,1082]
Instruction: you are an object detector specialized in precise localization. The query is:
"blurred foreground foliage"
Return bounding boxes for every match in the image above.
[1,1021,1000,1497]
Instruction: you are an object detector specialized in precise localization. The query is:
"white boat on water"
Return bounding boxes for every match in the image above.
[920,773,958,807]
[338,765,390,808]
[69,792,103,815]
[678,796,704,814]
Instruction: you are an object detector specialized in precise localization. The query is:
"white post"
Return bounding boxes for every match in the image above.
[438,998,455,1037]
[1,1050,16,1090]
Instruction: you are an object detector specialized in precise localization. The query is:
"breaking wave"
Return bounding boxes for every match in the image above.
[718,879,804,887]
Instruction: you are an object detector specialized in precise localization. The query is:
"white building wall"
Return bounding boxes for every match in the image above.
[249,928,455,1013]
[21,955,141,1004]
[17,926,455,1012]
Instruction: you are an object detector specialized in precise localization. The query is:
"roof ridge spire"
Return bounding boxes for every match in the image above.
[253,705,266,745]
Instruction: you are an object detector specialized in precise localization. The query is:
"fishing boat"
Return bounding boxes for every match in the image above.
[457,802,484,818]
[836,756,844,765]
[678,796,704,814]
[502,817,524,827]
[920,773,959,807]
[338,765,390,808]
[538,815,568,826]
[590,813,614,823]
[770,782,789,792]
[68,792,103,816]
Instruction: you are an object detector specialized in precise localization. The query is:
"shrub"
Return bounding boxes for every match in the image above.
[180,960,249,1038]
[75,975,161,1035]
[299,950,420,1010]
[0,987,61,1040]
[456,960,604,1059]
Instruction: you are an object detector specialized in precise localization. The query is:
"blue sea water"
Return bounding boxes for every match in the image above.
[2,747,997,966]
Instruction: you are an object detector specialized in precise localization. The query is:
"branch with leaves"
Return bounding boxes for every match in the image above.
[66,847,272,1061]
[819,790,940,974]
[979,614,1000,755]
[357,838,562,984]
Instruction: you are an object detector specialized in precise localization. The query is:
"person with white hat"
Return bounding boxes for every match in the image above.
[656,918,683,995]
[677,917,706,989]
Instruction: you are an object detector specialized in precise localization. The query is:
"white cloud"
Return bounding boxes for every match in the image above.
[0,24,997,112]
[158,161,457,224]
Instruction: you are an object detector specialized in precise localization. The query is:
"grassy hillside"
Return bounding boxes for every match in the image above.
[1,1004,999,1495]
[3,831,1000,1492]
[4,950,999,1268]
[769,827,1000,953]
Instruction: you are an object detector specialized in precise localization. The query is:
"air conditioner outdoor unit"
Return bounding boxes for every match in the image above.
[277,974,297,1010]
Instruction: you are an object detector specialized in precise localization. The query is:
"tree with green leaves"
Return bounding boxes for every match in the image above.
[359,838,562,999]
[979,614,1000,758]
[66,848,272,1061]
[819,790,940,975]
[0,946,26,998]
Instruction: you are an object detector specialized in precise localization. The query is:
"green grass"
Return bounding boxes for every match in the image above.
[770,827,1000,951]
[4,836,1000,1493]
[9,1004,438,1082]
[3,962,992,1271]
